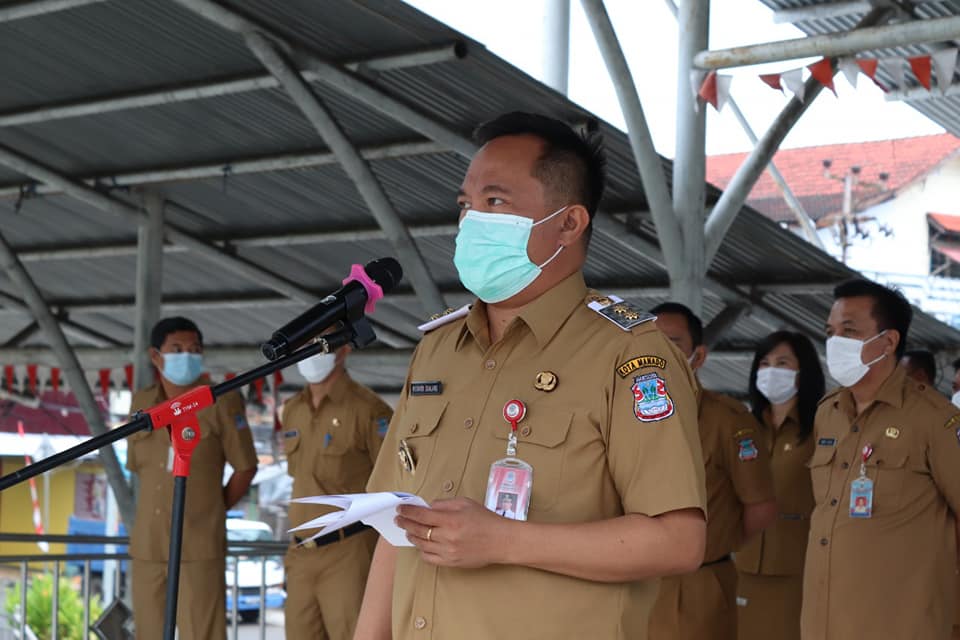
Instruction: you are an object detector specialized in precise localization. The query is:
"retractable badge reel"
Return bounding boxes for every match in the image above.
[484,399,534,521]
[849,443,874,518]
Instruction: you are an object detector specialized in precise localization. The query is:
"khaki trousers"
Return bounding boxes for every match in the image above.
[283,528,377,640]
[649,558,738,640]
[132,557,226,640]
[737,571,803,640]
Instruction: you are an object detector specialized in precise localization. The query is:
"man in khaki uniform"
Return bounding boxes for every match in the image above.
[127,317,257,640]
[282,346,392,640]
[354,112,708,640]
[803,279,960,639]
[648,303,777,640]
[900,349,937,386]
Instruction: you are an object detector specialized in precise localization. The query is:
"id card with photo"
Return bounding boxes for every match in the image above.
[484,458,533,521]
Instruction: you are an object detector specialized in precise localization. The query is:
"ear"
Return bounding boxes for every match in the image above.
[149,347,164,370]
[557,205,591,247]
[690,345,708,371]
[884,329,901,356]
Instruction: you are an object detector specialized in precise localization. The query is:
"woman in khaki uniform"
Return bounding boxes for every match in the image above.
[736,331,824,640]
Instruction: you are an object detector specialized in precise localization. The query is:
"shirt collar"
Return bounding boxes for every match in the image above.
[836,364,907,416]
[456,272,587,351]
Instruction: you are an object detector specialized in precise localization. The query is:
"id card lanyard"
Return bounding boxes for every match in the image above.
[849,443,874,519]
[484,399,534,521]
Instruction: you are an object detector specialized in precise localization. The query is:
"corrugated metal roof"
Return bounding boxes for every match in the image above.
[0,0,956,399]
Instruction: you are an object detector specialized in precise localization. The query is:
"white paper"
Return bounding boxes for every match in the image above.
[289,491,429,547]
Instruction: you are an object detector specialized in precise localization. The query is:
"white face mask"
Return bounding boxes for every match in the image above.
[951,390,960,409]
[825,332,886,387]
[297,352,337,384]
[756,367,798,405]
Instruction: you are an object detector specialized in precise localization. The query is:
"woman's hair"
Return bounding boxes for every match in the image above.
[748,331,825,442]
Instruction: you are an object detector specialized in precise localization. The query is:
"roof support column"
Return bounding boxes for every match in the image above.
[703,7,893,267]
[671,0,709,314]
[580,0,684,283]
[243,30,446,316]
[543,0,571,94]
[0,228,135,526]
[132,190,164,390]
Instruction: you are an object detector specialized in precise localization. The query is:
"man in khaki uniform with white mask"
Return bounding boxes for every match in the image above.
[282,345,392,640]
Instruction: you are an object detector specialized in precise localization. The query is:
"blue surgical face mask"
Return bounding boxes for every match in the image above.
[161,352,204,386]
[453,206,567,303]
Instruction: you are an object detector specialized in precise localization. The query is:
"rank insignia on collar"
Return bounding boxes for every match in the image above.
[534,371,558,392]
[417,304,471,332]
[588,295,655,331]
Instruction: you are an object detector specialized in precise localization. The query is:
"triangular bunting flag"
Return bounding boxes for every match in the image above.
[782,68,806,102]
[274,370,284,387]
[932,48,958,94]
[253,377,264,404]
[879,57,904,92]
[50,367,60,393]
[808,58,837,95]
[839,57,860,88]
[759,73,783,92]
[124,364,135,391]
[698,71,718,109]
[690,69,707,108]
[909,55,932,90]
[99,369,112,397]
[4,365,14,391]
[26,364,37,396]
[715,75,733,111]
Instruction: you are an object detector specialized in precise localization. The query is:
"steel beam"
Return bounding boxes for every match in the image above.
[0,0,106,22]
[0,43,465,128]
[773,1,873,24]
[0,142,414,348]
[671,0,709,314]
[0,227,135,526]
[543,0,570,94]
[244,30,446,316]
[2,321,40,348]
[132,191,164,390]
[702,7,892,263]
[171,0,475,158]
[703,303,750,348]
[579,0,683,277]
[0,289,117,347]
[725,95,825,250]
[0,141,444,199]
[695,8,948,69]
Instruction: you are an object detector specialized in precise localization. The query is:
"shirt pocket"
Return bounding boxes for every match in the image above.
[396,400,447,494]
[312,425,362,488]
[806,445,837,504]
[283,430,303,476]
[493,411,574,512]
[865,446,911,512]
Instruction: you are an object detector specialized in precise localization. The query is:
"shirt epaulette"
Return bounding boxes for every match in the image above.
[585,294,655,331]
[417,304,471,333]
[818,386,843,406]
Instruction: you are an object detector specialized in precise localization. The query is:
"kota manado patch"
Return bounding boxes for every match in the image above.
[616,355,666,378]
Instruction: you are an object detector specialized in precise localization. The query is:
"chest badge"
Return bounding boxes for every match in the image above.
[885,426,900,439]
[783,442,793,452]
[398,439,416,474]
[534,371,558,392]
[332,417,341,428]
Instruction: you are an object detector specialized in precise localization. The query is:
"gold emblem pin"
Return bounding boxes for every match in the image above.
[398,439,416,474]
[534,371,558,392]
[332,417,341,428]
[885,426,901,439]
[783,443,793,452]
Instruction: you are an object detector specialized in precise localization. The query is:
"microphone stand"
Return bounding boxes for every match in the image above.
[0,316,377,640]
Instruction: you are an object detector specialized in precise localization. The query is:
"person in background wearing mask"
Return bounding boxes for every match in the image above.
[648,303,777,640]
[736,331,824,640]
[127,316,258,640]
[803,279,960,639]
[355,113,708,640]
[901,349,937,386]
[281,344,392,640]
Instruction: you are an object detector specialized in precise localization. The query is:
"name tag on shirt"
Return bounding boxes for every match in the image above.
[818,437,836,447]
[410,381,442,396]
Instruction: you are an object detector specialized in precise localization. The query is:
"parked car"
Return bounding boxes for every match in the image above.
[225,514,285,624]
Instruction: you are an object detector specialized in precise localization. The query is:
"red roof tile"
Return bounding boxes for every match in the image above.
[0,391,108,436]
[706,134,960,222]
[929,212,960,234]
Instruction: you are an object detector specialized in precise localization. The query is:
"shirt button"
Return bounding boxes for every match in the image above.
[414,616,427,630]
[841,462,849,469]
[520,426,531,437]
[484,359,496,370]
[464,418,474,429]
[852,425,859,433]
[441,480,454,492]
[410,423,419,434]
[830,498,838,506]
[820,538,829,546]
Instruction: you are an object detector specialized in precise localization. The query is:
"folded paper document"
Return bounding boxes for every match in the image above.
[288,491,428,547]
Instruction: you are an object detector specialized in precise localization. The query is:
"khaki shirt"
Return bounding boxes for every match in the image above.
[282,374,393,532]
[698,390,776,562]
[736,407,815,577]
[802,366,960,639]
[367,272,707,640]
[127,382,257,561]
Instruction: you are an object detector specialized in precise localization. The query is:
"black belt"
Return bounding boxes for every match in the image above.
[701,554,732,568]
[293,522,371,549]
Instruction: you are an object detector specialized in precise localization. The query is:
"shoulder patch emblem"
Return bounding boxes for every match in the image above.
[616,355,666,378]
[737,438,759,461]
[631,372,675,422]
[417,304,471,333]
[234,414,249,430]
[376,417,390,437]
[588,295,655,331]
[945,414,960,430]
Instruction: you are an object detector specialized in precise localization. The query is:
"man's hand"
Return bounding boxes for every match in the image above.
[396,498,513,569]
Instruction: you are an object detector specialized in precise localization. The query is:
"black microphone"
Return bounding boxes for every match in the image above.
[260,257,402,361]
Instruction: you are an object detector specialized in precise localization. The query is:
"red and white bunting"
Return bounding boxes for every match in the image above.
[839,57,861,88]
[781,68,806,102]
[808,58,837,96]
[759,73,784,92]
[909,55,932,91]
[696,71,732,111]
[932,48,958,94]
[879,57,904,92]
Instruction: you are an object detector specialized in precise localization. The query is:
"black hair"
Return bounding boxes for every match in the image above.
[953,357,960,372]
[650,302,704,347]
[902,349,937,385]
[473,112,606,224]
[150,317,203,350]
[833,278,912,359]
[748,331,825,443]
